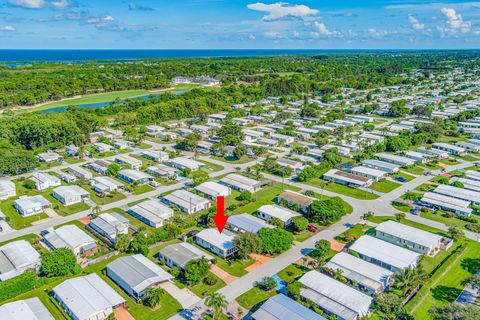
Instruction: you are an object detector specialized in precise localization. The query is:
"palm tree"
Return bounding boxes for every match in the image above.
[393,266,428,297]
[91,204,102,218]
[205,292,227,320]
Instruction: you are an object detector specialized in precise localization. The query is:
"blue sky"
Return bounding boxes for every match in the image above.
[0,0,479,49]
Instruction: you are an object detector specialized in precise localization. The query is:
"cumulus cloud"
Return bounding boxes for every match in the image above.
[248,34,256,40]
[0,25,16,31]
[8,0,45,9]
[247,2,318,21]
[440,8,470,33]
[51,0,70,10]
[408,15,424,30]
[128,3,155,11]
[312,21,342,37]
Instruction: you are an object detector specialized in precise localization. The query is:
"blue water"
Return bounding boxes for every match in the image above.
[40,91,185,113]
[271,274,287,294]
[0,49,391,63]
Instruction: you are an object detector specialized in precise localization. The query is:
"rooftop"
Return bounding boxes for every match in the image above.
[0,298,54,320]
[43,225,95,251]
[164,190,209,209]
[159,242,214,269]
[257,204,301,222]
[196,228,235,251]
[251,293,327,320]
[376,220,445,248]
[228,214,274,234]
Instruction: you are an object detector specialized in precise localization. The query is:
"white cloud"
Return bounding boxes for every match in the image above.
[408,15,424,30]
[8,0,45,8]
[103,15,114,21]
[0,25,16,31]
[51,0,70,10]
[292,30,300,38]
[248,34,256,40]
[312,21,342,37]
[367,28,394,39]
[247,2,318,21]
[440,8,470,33]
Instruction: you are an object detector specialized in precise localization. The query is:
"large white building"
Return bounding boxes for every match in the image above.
[299,270,373,320]
[52,185,90,206]
[195,228,238,259]
[14,195,51,216]
[349,235,421,272]
[53,273,126,320]
[420,192,473,216]
[0,240,41,281]
[433,184,480,206]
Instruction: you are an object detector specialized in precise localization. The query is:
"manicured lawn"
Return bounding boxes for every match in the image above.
[188,272,226,297]
[231,183,301,215]
[215,257,255,277]
[392,201,413,212]
[197,160,224,172]
[369,179,401,193]
[293,230,316,242]
[85,254,183,320]
[367,216,451,237]
[212,156,254,164]
[63,157,85,164]
[277,264,307,284]
[0,198,49,229]
[439,158,460,166]
[51,200,90,216]
[335,224,373,243]
[0,233,40,246]
[404,166,426,175]
[236,287,276,310]
[406,241,480,319]
[79,184,126,205]
[392,172,416,182]
[321,181,379,200]
[420,211,470,230]
[127,198,148,207]
[133,184,154,195]
[415,183,435,192]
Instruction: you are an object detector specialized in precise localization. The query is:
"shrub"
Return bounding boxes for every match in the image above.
[203,273,218,285]
[257,277,276,291]
[0,271,37,303]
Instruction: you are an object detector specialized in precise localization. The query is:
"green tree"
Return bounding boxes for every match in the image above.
[144,287,166,308]
[184,257,210,285]
[448,225,465,240]
[114,234,131,252]
[205,292,228,320]
[189,170,209,186]
[257,276,276,291]
[450,181,464,188]
[107,163,121,177]
[310,239,331,263]
[374,293,404,320]
[234,232,263,259]
[236,190,252,201]
[22,179,36,190]
[258,228,294,254]
[233,145,247,159]
[308,197,347,225]
[430,303,480,320]
[41,248,81,277]
[395,212,406,222]
[393,266,428,297]
[291,216,308,232]
[462,274,480,291]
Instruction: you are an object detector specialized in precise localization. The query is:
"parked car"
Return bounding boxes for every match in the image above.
[307,224,318,232]
[395,176,407,183]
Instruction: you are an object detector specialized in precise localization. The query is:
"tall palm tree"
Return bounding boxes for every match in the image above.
[393,266,428,297]
[205,292,227,320]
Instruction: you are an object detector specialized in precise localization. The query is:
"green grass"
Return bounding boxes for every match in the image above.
[230,183,301,215]
[308,192,353,214]
[406,240,480,320]
[236,287,276,310]
[277,264,307,284]
[370,179,401,193]
[197,160,224,173]
[85,254,183,320]
[188,272,226,297]
[404,166,426,175]
[0,233,40,246]
[79,184,126,205]
[107,207,157,235]
[293,230,315,242]
[392,201,413,212]
[51,200,90,216]
[211,156,254,164]
[335,224,372,243]
[420,211,469,230]
[215,257,255,277]
[133,184,154,195]
[320,181,379,200]
[415,183,435,192]
[392,172,416,182]
[0,198,49,229]
[367,216,451,237]
[63,157,85,165]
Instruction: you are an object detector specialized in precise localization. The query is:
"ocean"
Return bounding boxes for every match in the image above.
[0,49,389,62]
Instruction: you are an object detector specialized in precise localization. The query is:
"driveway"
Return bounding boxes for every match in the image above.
[245,254,272,272]
[113,306,135,320]
[160,281,201,309]
[210,264,238,284]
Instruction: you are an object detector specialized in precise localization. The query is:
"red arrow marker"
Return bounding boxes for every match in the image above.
[213,196,228,233]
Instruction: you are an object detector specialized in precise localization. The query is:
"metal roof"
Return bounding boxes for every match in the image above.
[53,274,125,320]
[14,195,50,211]
[228,214,274,234]
[0,298,54,320]
[194,181,230,198]
[107,254,173,294]
[164,190,209,209]
[0,240,40,280]
[349,235,420,270]
[251,293,327,320]
[129,199,173,225]
[195,228,235,251]
[257,204,300,223]
[43,225,96,251]
[433,184,480,204]
[90,213,129,237]
[159,242,214,269]
[220,174,261,190]
[376,220,444,248]
[299,271,372,320]
[52,185,89,198]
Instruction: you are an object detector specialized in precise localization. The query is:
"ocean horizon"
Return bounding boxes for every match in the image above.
[0,48,475,63]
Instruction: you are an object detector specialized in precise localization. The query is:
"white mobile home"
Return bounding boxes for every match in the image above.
[163,190,210,214]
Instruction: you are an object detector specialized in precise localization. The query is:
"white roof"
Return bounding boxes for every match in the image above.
[118,169,151,180]
[170,157,202,170]
[362,159,399,171]
[299,271,372,320]
[350,166,386,178]
[115,155,142,166]
[31,172,60,186]
[0,298,54,320]
[53,185,89,198]
[194,181,230,198]
[164,190,209,209]
[53,274,125,320]
[0,180,15,195]
[220,174,261,190]
[107,254,173,294]
[465,170,480,181]
[376,153,415,166]
[0,240,40,280]
[325,252,393,292]
[159,242,214,269]
[92,176,123,189]
[14,195,50,211]
[257,204,300,223]
[433,184,480,204]
[43,225,96,251]
[451,177,480,192]
[432,142,465,153]
[376,220,444,248]
[196,228,235,251]
[349,235,420,270]
[421,192,472,214]
[129,200,173,225]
